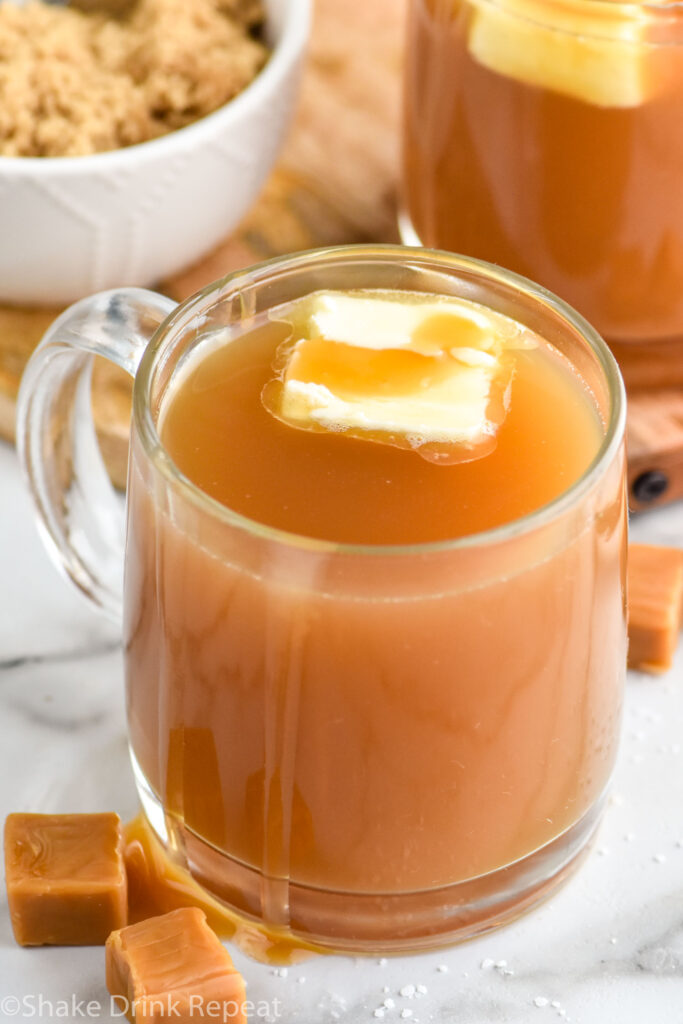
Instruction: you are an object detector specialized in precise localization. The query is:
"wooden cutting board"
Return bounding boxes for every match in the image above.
[1,0,681,512]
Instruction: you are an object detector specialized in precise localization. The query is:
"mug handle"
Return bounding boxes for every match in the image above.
[16,289,177,622]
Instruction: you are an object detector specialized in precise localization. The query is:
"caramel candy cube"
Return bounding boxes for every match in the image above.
[4,812,127,946]
[628,543,683,674]
[106,907,246,1024]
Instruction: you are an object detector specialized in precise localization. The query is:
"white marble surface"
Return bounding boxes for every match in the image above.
[0,438,682,1023]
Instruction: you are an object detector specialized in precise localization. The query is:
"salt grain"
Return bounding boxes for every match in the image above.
[400,1012,413,1020]
[436,965,449,973]
[383,998,395,1010]
[399,985,417,998]
[534,996,549,1008]
[480,958,495,970]
[653,853,667,863]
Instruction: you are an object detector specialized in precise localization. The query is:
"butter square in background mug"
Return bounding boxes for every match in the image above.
[402,0,683,355]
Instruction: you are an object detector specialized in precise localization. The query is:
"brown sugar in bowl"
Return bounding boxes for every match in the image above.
[0,0,310,306]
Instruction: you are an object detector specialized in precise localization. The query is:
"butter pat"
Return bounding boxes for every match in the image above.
[467,0,650,108]
[263,290,531,464]
[307,292,499,354]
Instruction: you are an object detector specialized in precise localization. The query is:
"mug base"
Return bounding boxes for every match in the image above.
[132,748,605,956]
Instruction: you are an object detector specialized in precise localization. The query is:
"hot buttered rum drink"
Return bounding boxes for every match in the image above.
[123,287,625,949]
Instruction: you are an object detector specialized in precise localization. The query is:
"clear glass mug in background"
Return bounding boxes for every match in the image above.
[17,246,627,953]
[402,0,683,360]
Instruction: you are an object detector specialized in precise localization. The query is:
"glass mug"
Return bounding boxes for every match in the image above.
[403,0,683,372]
[17,246,627,953]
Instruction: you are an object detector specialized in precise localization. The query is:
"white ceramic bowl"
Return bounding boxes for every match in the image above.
[0,0,310,306]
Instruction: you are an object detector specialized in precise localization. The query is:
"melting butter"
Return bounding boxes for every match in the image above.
[467,0,651,108]
[262,290,535,465]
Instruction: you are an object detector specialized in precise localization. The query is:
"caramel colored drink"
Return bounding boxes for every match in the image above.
[403,0,683,348]
[120,249,626,951]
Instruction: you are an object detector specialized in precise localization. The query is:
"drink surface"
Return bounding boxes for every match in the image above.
[403,0,683,345]
[159,290,602,545]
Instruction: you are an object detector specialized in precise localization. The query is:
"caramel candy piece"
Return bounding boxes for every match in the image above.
[106,908,246,1024]
[4,812,127,946]
[628,543,683,674]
